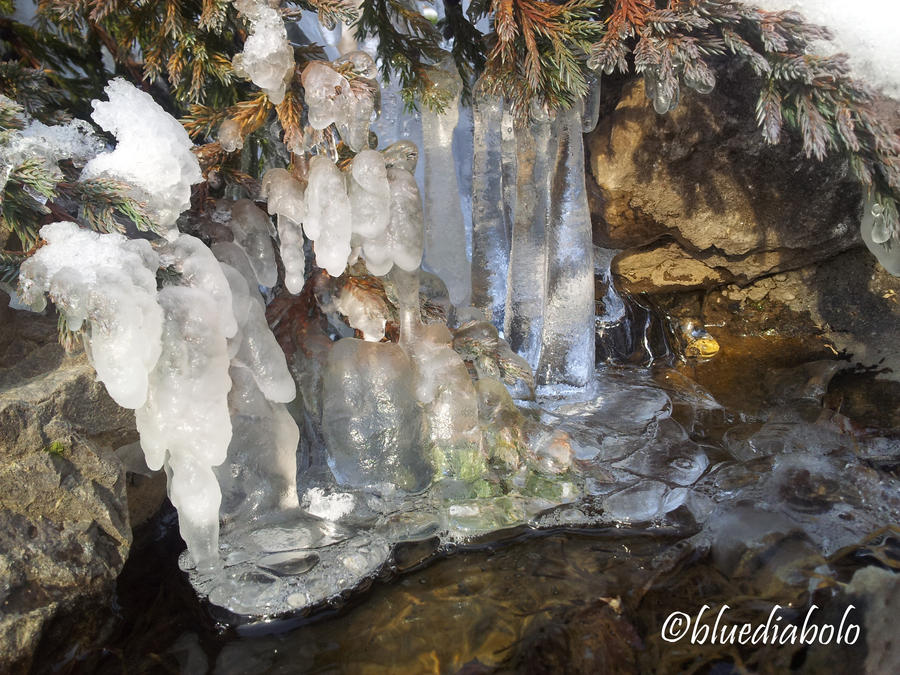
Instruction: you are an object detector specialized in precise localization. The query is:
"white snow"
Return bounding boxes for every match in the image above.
[743,1,900,98]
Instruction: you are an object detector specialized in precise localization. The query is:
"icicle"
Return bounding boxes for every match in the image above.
[349,148,391,239]
[470,92,510,328]
[137,285,233,570]
[861,194,900,275]
[229,199,278,288]
[535,108,596,387]
[421,66,471,306]
[581,71,602,134]
[260,168,307,294]
[305,155,353,276]
[362,141,424,276]
[389,266,421,345]
[504,107,553,369]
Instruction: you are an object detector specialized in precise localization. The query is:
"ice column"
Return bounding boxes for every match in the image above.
[139,284,233,571]
[504,109,553,368]
[421,67,471,306]
[470,92,510,328]
[535,108,596,387]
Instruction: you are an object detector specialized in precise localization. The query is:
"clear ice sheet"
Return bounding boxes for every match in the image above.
[184,360,900,620]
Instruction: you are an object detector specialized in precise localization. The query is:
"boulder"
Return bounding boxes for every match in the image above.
[589,75,861,284]
[588,73,900,385]
[0,299,137,672]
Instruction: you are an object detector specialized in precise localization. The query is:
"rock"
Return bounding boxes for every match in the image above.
[588,73,899,396]
[613,241,730,294]
[702,249,900,377]
[0,302,136,672]
[589,75,861,283]
[846,566,900,675]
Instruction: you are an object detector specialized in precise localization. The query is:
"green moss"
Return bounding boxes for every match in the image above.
[44,440,66,456]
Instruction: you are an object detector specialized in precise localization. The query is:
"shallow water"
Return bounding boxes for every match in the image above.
[52,346,900,674]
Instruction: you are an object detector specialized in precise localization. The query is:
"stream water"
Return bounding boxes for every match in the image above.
[51,288,900,673]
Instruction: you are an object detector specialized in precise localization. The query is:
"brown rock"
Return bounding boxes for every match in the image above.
[589,75,861,282]
[612,241,730,294]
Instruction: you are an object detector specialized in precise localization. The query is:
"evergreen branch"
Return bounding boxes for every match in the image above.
[0,248,25,285]
[64,177,155,235]
[286,0,359,29]
[355,0,446,112]
[275,86,304,154]
[439,0,487,105]
[0,157,58,249]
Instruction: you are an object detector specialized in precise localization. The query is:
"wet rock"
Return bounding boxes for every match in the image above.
[0,302,135,672]
[846,566,900,675]
[587,75,899,385]
[703,249,900,378]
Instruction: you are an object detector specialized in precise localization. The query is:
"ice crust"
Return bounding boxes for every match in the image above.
[2,117,103,173]
[81,79,202,236]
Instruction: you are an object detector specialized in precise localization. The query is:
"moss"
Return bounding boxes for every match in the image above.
[44,440,66,456]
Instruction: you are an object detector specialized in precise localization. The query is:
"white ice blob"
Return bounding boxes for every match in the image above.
[81,79,202,236]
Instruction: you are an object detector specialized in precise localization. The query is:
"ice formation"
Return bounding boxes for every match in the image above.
[421,66,471,306]
[470,92,511,328]
[300,55,377,151]
[17,222,162,408]
[860,195,900,275]
[305,155,353,276]
[229,199,278,288]
[374,141,426,274]
[505,107,553,370]
[81,79,202,236]
[321,338,429,491]
[232,0,295,104]
[744,0,900,98]
[19,222,299,572]
[1,117,103,176]
[534,107,596,387]
[348,149,391,240]
[218,118,243,153]
[261,168,307,293]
